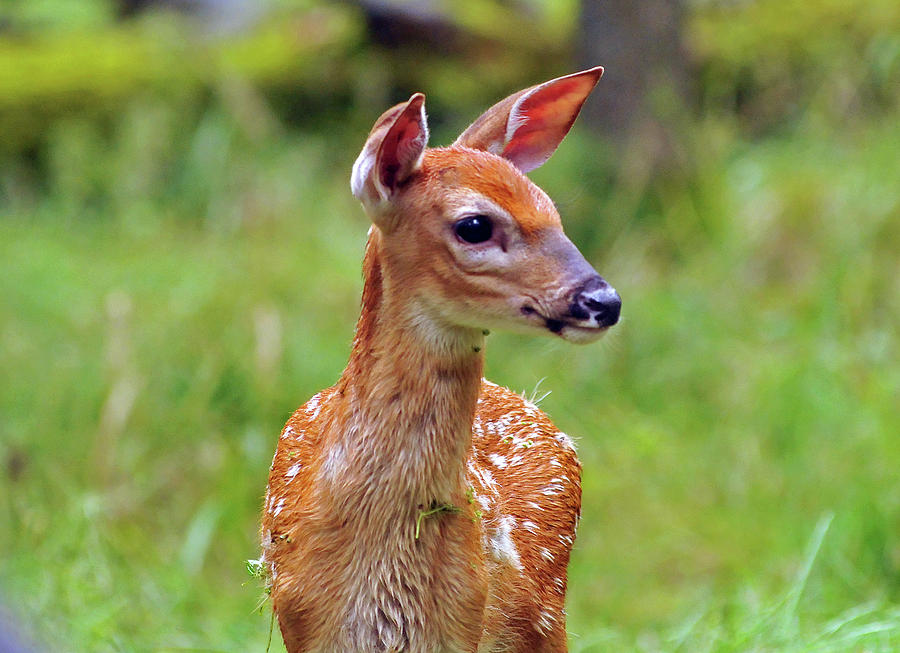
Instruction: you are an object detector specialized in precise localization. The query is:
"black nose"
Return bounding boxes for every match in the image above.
[572,277,621,328]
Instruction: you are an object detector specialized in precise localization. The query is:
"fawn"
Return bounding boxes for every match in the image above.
[260,67,620,653]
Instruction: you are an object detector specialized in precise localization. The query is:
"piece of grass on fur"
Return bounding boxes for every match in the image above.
[415,502,462,539]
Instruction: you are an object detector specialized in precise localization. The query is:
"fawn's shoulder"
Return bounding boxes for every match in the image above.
[469,378,582,530]
[467,379,582,637]
[472,379,581,468]
[262,387,341,533]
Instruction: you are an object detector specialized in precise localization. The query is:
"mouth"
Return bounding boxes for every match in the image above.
[521,305,610,343]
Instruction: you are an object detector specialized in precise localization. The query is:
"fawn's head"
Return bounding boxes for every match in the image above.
[350,68,620,344]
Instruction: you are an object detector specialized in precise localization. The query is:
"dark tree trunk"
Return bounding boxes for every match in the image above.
[578,0,689,147]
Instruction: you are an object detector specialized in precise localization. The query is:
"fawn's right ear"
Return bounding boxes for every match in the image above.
[454,67,603,173]
[351,93,429,220]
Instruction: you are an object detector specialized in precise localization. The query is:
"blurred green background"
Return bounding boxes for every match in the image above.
[1,0,899,650]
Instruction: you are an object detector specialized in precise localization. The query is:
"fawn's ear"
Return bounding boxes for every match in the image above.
[351,93,429,213]
[454,67,603,173]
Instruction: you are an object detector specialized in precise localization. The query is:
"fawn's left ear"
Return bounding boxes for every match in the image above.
[454,67,603,173]
[351,93,429,213]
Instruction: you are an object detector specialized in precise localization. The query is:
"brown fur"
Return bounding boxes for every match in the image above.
[261,232,580,652]
[260,68,610,653]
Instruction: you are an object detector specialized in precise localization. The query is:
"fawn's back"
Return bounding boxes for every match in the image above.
[260,68,619,653]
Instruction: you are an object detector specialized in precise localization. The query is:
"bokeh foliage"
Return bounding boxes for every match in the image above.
[1,0,899,651]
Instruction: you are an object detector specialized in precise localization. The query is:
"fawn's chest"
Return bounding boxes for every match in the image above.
[272,504,488,653]
[266,347,487,651]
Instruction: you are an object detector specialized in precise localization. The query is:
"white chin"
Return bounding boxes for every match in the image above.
[557,324,609,344]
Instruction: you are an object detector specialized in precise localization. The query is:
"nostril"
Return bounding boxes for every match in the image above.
[596,290,622,326]
[568,303,590,321]
[596,294,621,326]
[577,286,621,327]
[583,297,606,312]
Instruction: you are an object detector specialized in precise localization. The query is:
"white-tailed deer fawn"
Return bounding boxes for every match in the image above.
[260,68,620,652]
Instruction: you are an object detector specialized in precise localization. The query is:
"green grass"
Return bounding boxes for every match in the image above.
[2,75,899,651]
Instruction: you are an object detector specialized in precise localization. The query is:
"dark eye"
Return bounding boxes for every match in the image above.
[454,215,493,244]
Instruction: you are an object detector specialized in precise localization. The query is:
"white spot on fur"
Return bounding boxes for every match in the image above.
[305,393,323,420]
[285,463,301,482]
[536,609,557,634]
[272,497,285,518]
[489,515,522,570]
[320,437,352,482]
[540,547,554,562]
[280,425,293,440]
[488,453,508,469]
[541,481,566,496]
[484,413,518,439]
[522,520,539,533]
[469,462,497,492]
[555,432,576,451]
[477,495,492,512]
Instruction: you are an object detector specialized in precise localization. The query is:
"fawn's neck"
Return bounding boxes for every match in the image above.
[326,230,485,514]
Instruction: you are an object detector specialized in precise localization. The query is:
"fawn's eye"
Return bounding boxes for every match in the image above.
[454,216,493,244]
